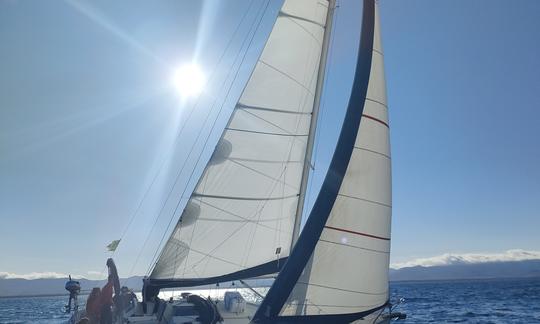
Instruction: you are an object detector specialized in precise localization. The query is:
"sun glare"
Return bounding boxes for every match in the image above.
[172,63,205,98]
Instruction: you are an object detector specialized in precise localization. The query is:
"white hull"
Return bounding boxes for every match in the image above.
[118,298,391,324]
[121,300,259,324]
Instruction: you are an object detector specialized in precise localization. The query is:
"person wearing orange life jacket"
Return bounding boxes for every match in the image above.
[85,275,114,323]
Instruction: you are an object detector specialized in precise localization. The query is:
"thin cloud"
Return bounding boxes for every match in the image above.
[0,271,77,280]
[391,249,540,269]
[86,270,103,276]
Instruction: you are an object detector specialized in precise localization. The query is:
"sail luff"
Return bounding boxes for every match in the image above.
[253,1,376,320]
[290,0,336,249]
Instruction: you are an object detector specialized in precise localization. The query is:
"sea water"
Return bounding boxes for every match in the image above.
[0,278,539,323]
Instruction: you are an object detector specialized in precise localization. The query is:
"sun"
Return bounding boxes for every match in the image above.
[172,63,205,98]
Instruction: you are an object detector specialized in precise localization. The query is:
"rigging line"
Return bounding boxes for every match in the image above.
[237,103,311,115]
[192,193,298,201]
[184,0,298,276]
[240,107,307,138]
[175,0,277,278]
[295,281,389,295]
[185,160,294,271]
[365,97,387,108]
[286,302,386,308]
[337,193,392,208]
[146,0,270,276]
[146,0,273,276]
[190,136,213,278]
[318,239,389,254]
[282,14,324,45]
[196,201,291,230]
[258,59,315,96]
[304,299,326,315]
[324,225,390,241]
[372,48,384,57]
[244,47,315,266]
[197,216,290,225]
[279,10,326,29]
[115,0,257,266]
[244,60,313,267]
[225,127,308,137]
[354,146,391,159]
[227,158,300,191]
[184,246,248,269]
[228,157,302,164]
[122,0,262,280]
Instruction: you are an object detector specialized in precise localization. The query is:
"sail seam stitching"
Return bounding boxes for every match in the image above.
[324,225,390,241]
[279,11,326,28]
[192,193,299,201]
[362,113,389,127]
[196,200,292,233]
[285,302,388,308]
[353,146,391,159]
[240,107,307,139]
[237,103,311,115]
[337,193,392,208]
[229,157,302,164]
[227,158,300,191]
[365,97,387,108]
[226,127,308,137]
[295,281,389,295]
[280,13,324,45]
[259,60,315,95]
[373,48,384,56]
[319,239,389,253]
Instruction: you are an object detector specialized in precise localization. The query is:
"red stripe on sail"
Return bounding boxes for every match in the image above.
[362,114,389,128]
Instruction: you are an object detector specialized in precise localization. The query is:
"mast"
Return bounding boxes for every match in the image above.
[291,0,337,248]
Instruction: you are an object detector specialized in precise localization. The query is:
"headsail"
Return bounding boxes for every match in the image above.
[254,1,391,322]
[148,0,333,290]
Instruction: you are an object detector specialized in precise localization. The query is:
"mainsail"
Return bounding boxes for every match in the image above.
[148,0,334,289]
[254,1,390,322]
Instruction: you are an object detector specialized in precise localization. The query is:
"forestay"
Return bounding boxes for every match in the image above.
[150,0,332,284]
[253,1,391,321]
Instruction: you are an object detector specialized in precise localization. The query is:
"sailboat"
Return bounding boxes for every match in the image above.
[67,0,405,323]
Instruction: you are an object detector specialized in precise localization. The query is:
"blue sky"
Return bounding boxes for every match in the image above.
[1,0,539,279]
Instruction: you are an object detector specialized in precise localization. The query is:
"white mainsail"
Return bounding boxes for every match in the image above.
[151,0,332,282]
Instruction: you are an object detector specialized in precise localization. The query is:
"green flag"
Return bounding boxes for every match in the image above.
[106,239,121,252]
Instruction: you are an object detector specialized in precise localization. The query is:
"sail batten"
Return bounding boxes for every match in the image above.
[148,0,332,287]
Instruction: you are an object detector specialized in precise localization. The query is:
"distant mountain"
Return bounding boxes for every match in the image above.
[3,260,540,297]
[0,276,272,298]
[0,277,143,298]
[390,260,540,281]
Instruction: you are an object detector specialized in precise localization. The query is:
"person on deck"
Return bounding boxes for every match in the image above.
[119,286,138,313]
[85,275,114,324]
[85,288,101,323]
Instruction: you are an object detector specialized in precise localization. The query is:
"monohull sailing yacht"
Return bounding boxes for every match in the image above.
[67,0,404,323]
